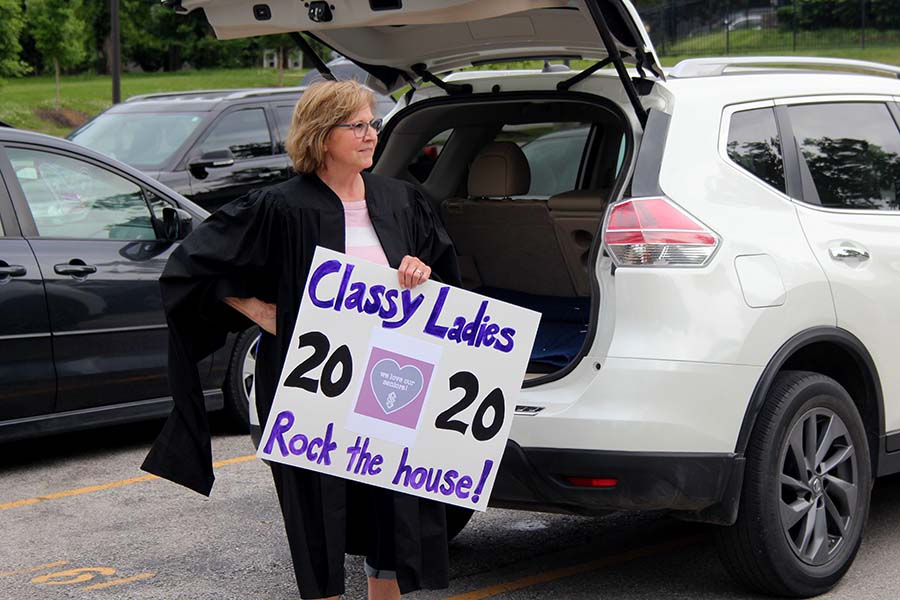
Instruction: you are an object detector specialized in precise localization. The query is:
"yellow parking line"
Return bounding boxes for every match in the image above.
[82,572,156,590]
[213,454,257,468]
[0,560,69,578]
[443,536,704,600]
[0,454,257,511]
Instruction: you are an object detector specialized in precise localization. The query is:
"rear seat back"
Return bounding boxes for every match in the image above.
[547,189,611,296]
[442,142,576,296]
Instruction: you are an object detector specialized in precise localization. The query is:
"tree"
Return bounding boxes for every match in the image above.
[261,33,330,86]
[27,0,88,109]
[263,34,297,87]
[0,0,30,82]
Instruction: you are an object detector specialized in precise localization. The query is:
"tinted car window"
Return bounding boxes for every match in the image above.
[145,188,175,218]
[726,108,785,193]
[497,124,589,197]
[374,97,396,120]
[615,134,627,176]
[274,106,294,134]
[199,108,273,159]
[788,102,900,210]
[69,112,205,169]
[274,105,295,152]
[9,148,157,240]
[409,129,453,183]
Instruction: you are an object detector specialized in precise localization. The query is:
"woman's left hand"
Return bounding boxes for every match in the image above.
[398,255,432,289]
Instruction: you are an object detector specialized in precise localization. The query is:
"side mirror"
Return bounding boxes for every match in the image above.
[161,206,193,241]
[189,149,235,178]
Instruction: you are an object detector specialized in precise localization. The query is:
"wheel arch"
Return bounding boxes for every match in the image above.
[736,327,883,473]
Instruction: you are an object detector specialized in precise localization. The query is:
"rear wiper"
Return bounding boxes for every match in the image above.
[290,32,336,81]
[556,58,613,91]
[411,64,472,96]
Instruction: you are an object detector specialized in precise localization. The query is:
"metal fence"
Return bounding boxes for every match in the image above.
[635,0,900,56]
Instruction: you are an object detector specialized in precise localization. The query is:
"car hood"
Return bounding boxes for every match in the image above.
[169,0,663,93]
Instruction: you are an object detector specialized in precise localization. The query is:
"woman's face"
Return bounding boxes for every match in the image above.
[324,104,377,173]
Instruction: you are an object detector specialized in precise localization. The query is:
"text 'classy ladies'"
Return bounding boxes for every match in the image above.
[306,259,517,353]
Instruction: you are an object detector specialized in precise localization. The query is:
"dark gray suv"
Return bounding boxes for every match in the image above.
[69,86,395,213]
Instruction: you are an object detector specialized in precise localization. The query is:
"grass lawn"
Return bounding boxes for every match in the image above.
[473,46,900,70]
[1,44,899,138]
[661,27,900,57]
[0,68,306,138]
[657,46,900,68]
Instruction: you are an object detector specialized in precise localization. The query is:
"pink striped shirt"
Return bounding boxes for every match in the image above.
[342,200,389,266]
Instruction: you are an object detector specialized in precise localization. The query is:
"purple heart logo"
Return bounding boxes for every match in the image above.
[370,359,424,415]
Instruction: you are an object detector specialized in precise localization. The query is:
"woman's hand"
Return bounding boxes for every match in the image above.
[224,297,277,335]
[398,255,432,289]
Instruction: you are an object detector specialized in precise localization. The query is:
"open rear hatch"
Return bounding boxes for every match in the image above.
[167,0,662,125]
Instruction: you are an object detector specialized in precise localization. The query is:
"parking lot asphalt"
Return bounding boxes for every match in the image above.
[3,419,900,599]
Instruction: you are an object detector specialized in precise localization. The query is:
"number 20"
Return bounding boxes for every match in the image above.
[435,371,505,441]
[283,331,352,397]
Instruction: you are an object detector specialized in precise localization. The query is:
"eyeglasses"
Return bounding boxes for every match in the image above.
[334,118,383,139]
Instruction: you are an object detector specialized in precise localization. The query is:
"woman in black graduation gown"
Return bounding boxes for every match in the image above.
[142,80,461,599]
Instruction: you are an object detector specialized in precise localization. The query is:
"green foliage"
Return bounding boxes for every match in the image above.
[27,0,88,72]
[76,1,261,73]
[0,0,30,80]
[777,0,900,31]
[119,1,254,71]
[665,26,900,56]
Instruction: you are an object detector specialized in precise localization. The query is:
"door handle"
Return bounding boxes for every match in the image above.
[54,263,98,276]
[828,246,870,261]
[0,265,26,277]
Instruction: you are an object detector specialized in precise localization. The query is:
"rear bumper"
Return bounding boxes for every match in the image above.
[489,440,745,525]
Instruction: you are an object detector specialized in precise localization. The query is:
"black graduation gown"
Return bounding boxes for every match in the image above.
[141,172,461,598]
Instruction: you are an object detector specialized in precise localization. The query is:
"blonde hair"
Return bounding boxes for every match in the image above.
[285,80,376,174]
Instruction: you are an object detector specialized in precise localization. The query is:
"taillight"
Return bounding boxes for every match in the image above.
[603,196,720,267]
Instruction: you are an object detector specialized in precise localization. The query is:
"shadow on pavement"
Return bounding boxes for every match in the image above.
[0,410,245,469]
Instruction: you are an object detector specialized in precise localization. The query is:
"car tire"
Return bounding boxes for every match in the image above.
[716,370,871,597]
[223,326,260,433]
[446,505,474,542]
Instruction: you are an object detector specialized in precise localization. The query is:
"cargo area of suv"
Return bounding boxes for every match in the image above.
[373,92,630,376]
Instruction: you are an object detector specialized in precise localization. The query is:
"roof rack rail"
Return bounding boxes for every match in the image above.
[222,86,307,100]
[125,86,307,103]
[125,89,247,102]
[669,56,900,80]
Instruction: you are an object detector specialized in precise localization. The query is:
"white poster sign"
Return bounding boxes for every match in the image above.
[257,247,541,511]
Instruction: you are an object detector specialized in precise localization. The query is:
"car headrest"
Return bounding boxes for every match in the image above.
[468,142,531,197]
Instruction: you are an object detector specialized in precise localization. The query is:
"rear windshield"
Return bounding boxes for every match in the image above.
[70,112,206,170]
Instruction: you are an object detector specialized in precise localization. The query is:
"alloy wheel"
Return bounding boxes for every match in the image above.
[779,407,858,566]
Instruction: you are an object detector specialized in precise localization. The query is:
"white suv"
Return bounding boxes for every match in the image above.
[174,0,900,595]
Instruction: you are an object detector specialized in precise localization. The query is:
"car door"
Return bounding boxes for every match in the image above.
[2,144,178,413]
[185,105,284,211]
[780,98,900,436]
[0,152,56,420]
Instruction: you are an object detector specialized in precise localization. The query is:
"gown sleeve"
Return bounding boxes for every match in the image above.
[141,188,285,496]
[409,187,462,288]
